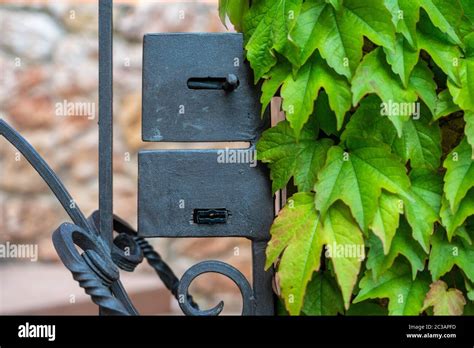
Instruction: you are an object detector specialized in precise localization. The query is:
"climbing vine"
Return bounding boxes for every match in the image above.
[219,0,474,315]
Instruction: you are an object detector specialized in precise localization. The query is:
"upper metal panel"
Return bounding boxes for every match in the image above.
[142,33,267,142]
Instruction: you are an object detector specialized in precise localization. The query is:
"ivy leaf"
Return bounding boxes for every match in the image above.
[460,0,474,25]
[266,193,324,314]
[465,111,474,158]
[283,0,326,68]
[314,91,338,136]
[384,35,419,88]
[448,59,474,112]
[342,95,398,144]
[292,0,395,79]
[422,280,466,315]
[392,104,442,170]
[243,0,303,81]
[429,229,474,283]
[440,190,474,241]
[343,95,441,170]
[409,60,438,116]
[260,59,292,115]
[370,192,401,253]
[281,51,351,137]
[443,139,474,213]
[325,0,343,10]
[384,0,420,48]
[257,120,333,193]
[346,301,388,315]
[418,12,462,85]
[402,169,442,252]
[354,259,431,315]
[351,48,418,135]
[315,136,410,232]
[418,0,463,46]
[367,218,427,280]
[302,272,344,315]
[321,202,365,309]
[434,89,461,120]
[218,0,249,31]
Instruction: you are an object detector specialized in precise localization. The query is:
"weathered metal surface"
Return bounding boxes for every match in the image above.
[138,148,274,239]
[142,33,269,142]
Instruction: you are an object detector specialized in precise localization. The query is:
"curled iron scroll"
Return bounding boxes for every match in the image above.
[177,260,255,316]
[0,119,137,315]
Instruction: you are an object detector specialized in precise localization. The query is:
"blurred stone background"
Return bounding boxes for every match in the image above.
[0,0,254,315]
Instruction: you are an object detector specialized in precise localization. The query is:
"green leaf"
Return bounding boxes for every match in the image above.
[354,259,431,315]
[384,35,419,88]
[402,169,442,252]
[302,272,344,315]
[313,91,338,136]
[282,0,327,68]
[448,58,474,111]
[422,280,466,315]
[429,228,474,283]
[342,95,441,170]
[306,0,396,79]
[321,202,365,309]
[351,48,418,135]
[342,95,398,144]
[257,120,333,193]
[440,190,474,241]
[218,0,249,31]
[417,12,462,85]
[243,0,303,81]
[409,60,438,116]
[443,138,474,212]
[260,59,292,115]
[392,104,442,170]
[326,0,343,10]
[367,218,427,280]
[384,0,420,48]
[465,111,474,159]
[418,0,463,46]
[434,89,461,120]
[281,51,351,136]
[266,193,324,314]
[315,136,410,232]
[370,192,402,253]
[346,301,388,315]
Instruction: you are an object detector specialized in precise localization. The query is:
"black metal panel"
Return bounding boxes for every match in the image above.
[142,33,268,142]
[138,149,274,239]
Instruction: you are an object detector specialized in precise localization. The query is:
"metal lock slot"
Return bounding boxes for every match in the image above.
[193,208,229,224]
[187,74,239,92]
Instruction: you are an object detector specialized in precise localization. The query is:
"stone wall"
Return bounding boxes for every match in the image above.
[0,0,252,314]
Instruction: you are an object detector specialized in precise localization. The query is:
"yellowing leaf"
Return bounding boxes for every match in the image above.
[266,193,324,314]
[422,280,466,315]
[321,202,365,309]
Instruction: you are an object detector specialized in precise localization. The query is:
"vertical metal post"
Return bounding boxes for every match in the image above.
[99,0,113,248]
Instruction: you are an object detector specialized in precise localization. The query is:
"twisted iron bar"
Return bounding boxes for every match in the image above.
[52,223,130,315]
[88,210,199,309]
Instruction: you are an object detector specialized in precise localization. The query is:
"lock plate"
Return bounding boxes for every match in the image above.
[138,149,274,239]
[142,33,268,142]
